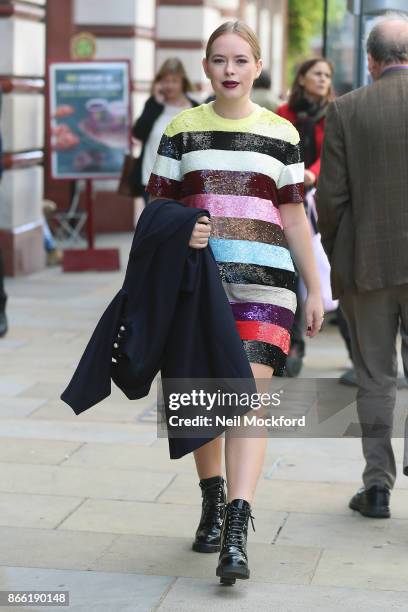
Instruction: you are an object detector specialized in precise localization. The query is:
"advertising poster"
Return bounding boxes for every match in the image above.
[49,61,131,179]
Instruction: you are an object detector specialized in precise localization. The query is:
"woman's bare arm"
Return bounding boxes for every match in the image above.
[279,203,323,337]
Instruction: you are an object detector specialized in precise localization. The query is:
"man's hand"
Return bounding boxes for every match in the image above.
[189,216,211,249]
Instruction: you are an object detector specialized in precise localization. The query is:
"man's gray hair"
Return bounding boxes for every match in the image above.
[366,12,408,64]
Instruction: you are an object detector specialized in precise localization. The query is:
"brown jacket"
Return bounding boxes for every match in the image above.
[316,67,408,298]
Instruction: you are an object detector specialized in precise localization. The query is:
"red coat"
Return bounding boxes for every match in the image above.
[276,103,324,181]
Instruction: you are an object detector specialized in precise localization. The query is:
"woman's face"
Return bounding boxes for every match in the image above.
[160,73,184,102]
[299,61,332,101]
[203,33,262,102]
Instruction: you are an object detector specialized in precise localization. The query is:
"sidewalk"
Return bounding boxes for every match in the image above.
[0,232,407,612]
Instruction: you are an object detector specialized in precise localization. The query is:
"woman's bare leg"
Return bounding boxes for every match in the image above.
[193,435,223,479]
[224,362,271,503]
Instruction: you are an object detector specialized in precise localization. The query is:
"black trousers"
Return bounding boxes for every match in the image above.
[0,249,7,312]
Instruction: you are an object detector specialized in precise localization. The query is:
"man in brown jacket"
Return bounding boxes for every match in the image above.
[317,14,408,519]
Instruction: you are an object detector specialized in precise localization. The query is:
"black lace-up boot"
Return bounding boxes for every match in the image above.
[192,476,226,553]
[216,498,255,585]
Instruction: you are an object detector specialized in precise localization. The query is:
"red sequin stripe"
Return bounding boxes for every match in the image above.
[278,182,304,205]
[146,174,181,200]
[236,320,291,354]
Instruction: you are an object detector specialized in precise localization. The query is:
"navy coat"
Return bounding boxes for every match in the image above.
[61,199,255,458]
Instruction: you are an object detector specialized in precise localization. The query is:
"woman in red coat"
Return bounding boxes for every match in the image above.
[277,58,334,375]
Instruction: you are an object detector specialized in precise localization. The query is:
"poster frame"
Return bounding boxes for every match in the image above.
[47,59,132,181]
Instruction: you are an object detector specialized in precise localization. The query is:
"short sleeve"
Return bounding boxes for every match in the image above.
[146,121,183,200]
[276,128,305,205]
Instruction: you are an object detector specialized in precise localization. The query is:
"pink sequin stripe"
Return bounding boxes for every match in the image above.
[181,194,283,228]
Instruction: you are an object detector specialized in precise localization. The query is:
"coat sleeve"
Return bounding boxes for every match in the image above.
[132,96,163,142]
[316,100,350,262]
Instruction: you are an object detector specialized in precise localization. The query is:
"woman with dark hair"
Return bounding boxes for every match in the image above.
[131,58,198,203]
[277,58,334,376]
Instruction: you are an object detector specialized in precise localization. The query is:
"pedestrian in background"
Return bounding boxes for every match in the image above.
[0,87,8,338]
[276,58,334,376]
[147,20,323,585]
[317,13,408,519]
[131,58,198,204]
[250,69,280,111]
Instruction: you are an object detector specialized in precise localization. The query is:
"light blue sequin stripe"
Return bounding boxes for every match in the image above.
[209,238,294,272]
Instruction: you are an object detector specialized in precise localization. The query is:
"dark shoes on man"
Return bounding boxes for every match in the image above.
[349,485,391,518]
[0,310,8,338]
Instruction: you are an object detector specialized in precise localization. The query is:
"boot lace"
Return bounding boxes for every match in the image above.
[223,505,256,547]
[201,481,225,527]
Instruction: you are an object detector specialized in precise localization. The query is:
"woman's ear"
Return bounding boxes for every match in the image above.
[255,59,263,80]
[202,57,209,78]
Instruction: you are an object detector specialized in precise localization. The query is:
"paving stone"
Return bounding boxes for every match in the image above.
[276,511,408,550]
[0,380,35,396]
[59,499,286,543]
[0,492,84,529]
[93,534,321,585]
[31,399,154,423]
[156,578,408,611]
[0,463,174,502]
[0,419,157,444]
[61,441,196,473]
[253,479,408,519]
[265,436,407,462]
[0,566,172,612]
[0,397,47,417]
[313,547,408,591]
[0,526,118,570]
[0,438,82,464]
[263,453,367,483]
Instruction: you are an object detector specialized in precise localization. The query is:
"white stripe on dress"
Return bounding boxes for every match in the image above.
[277,162,304,189]
[182,149,284,183]
[151,154,182,182]
[222,282,297,313]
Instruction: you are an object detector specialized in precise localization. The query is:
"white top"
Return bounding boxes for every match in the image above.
[142,102,192,186]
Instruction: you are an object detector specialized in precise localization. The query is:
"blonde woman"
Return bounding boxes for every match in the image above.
[131,58,197,202]
[147,22,323,585]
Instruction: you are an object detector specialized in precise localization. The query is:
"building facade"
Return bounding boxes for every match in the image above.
[0,0,288,276]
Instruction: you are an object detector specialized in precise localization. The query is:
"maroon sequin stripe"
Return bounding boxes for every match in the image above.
[182,169,280,203]
[278,182,304,205]
[146,174,181,200]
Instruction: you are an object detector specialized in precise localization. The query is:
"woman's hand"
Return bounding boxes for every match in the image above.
[304,169,316,188]
[304,291,324,337]
[153,81,165,105]
[189,216,211,249]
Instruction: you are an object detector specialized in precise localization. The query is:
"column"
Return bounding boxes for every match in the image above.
[0,0,46,275]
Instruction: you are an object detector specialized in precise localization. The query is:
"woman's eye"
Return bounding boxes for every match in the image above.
[213,58,224,64]
[237,59,248,64]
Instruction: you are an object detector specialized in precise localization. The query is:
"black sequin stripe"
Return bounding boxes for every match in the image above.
[157,131,302,164]
[242,340,288,376]
[217,262,296,290]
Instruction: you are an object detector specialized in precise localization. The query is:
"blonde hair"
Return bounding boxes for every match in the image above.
[152,58,193,94]
[206,21,261,62]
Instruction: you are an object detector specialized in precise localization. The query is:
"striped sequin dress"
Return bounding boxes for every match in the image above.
[146,102,304,374]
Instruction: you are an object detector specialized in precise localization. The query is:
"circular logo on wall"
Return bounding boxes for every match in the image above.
[70,32,97,60]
